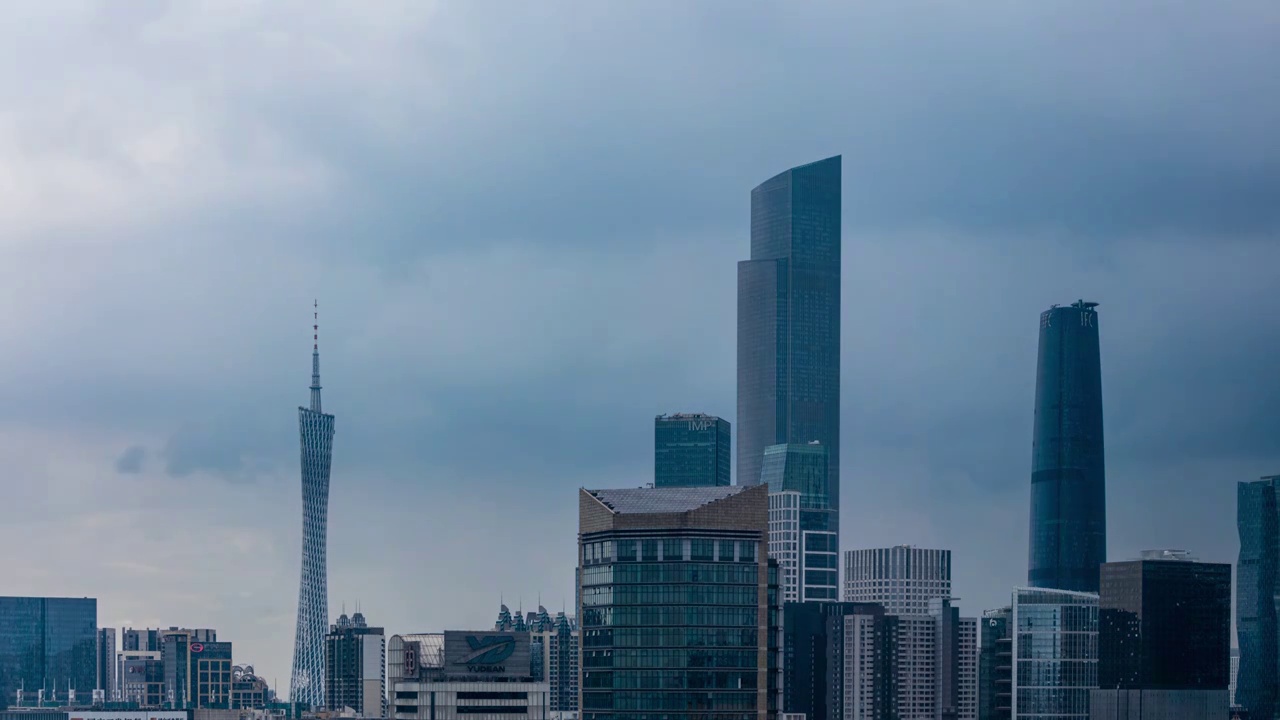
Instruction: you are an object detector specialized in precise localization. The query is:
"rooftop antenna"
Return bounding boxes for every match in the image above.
[310,299,323,413]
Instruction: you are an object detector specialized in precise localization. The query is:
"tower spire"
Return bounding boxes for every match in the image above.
[310,300,322,413]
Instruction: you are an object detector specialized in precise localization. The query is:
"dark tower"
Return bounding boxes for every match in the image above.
[1028,299,1106,593]
[737,155,841,536]
[1237,476,1280,720]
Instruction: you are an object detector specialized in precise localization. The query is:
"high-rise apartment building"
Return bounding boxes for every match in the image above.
[292,306,335,708]
[96,627,116,701]
[0,596,97,705]
[782,601,897,720]
[959,617,979,720]
[978,607,1011,720]
[1090,552,1231,719]
[765,442,838,602]
[1010,587,1098,720]
[1028,300,1107,594]
[842,548,973,720]
[325,611,386,717]
[844,546,952,616]
[1229,649,1239,707]
[578,485,778,720]
[1236,475,1279,720]
[737,155,842,549]
[655,413,731,487]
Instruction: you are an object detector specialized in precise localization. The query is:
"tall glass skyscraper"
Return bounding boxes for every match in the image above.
[655,413,731,487]
[1010,587,1098,720]
[1028,300,1106,593]
[291,306,335,707]
[1237,475,1279,720]
[763,442,837,602]
[737,156,842,544]
[0,596,97,704]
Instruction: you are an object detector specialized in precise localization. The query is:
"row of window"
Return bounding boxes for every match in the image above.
[583,628,758,649]
[583,670,758,690]
[583,539,758,565]
[582,690,759,711]
[581,563,759,587]
[583,586,759,607]
[582,607,759,629]
[584,649,760,669]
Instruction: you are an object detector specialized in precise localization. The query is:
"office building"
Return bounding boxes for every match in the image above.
[326,611,386,717]
[1010,587,1098,720]
[1028,300,1107,594]
[292,307,336,708]
[388,631,549,720]
[765,442,838,602]
[162,629,232,709]
[655,413,731,487]
[978,608,1011,720]
[97,628,116,701]
[737,155,842,546]
[0,596,97,705]
[122,628,164,652]
[578,484,776,720]
[1091,553,1230,719]
[1238,475,1279,720]
[232,665,272,709]
[118,652,164,706]
[782,602,897,720]
[844,547,952,616]
[959,618,978,720]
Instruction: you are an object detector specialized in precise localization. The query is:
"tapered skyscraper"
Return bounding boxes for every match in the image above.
[290,304,334,707]
[737,155,841,536]
[1028,300,1106,593]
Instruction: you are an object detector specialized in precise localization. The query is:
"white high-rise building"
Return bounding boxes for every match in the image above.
[959,617,978,720]
[845,546,952,615]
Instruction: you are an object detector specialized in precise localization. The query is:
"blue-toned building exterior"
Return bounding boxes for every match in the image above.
[1010,587,1099,720]
[762,443,837,602]
[737,156,842,548]
[1029,300,1106,594]
[578,485,779,720]
[655,413,731,488]
[1237,475,1280,720]
[291,315,335,708]
[0,597,97,705]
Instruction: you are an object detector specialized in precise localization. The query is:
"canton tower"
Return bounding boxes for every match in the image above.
[290,301,335,707]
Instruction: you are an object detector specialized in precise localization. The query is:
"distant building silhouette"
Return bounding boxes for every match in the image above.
[654,413,730,487]
[1237,476,1280,720]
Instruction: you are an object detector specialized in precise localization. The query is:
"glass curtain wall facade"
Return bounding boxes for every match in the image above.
[1028,301,1106,594]
[763,443,837,602]
[1010,588,1098,720]
[655,414,731,488]
[737,156,842,551]
[1237,476,1280,720]
[578,485,774,720]
[0,597,97,705]
[979,608,1012,720]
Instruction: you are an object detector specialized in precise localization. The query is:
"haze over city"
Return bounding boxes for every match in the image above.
[1,0,1278,692]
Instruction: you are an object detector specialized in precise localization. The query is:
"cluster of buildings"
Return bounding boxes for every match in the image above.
[5,156,1274,720]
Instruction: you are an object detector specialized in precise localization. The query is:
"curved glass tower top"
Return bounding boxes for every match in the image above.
[737,155,841,532]
[1028,300,1106,593]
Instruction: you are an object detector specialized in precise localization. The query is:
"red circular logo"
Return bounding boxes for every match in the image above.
[191,643,204,653]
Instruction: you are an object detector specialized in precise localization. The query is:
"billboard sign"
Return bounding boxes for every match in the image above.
[443,631,530,679]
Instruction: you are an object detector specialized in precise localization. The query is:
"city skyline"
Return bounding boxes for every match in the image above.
[1,1,1277,692]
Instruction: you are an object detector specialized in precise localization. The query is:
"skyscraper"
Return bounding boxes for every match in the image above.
[0,596,97,705]
[654,413,731,487]
[578,485,778,720]
[1010,587,1098,720]
[1091,552,1231,719]
[782,601,898,720]
[1028,300,1106,593]
[978,607,1012,720]
[1237,475,1279,720]
[291,303,335,707]
[97,627,116,701]
[737,155,842,537]
[325,611,385,717]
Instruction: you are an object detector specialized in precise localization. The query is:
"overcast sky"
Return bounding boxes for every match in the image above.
[2,0,1278,687]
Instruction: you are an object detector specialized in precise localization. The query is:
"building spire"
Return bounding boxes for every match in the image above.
[310,299,323,413]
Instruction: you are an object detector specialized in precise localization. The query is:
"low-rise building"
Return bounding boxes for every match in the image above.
[388,631,548,720]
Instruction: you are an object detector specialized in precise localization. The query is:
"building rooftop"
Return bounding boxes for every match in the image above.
[587,486,746,515]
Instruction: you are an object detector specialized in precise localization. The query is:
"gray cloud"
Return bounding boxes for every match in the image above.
[0,0,1276,686]
[115,445,146,474]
